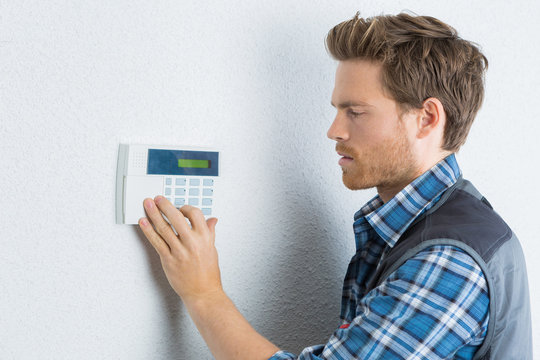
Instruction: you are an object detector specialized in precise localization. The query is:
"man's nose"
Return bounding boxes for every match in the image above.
[327,115,349,142]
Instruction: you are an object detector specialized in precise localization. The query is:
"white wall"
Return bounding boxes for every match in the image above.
[1,1,538,358]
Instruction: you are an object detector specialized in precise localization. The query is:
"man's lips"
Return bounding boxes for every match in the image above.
[337,152,354,166]
[337,152,353,159]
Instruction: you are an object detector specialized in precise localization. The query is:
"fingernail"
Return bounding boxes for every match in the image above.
[154,196,162,204]
[140,218,148,226]
[144,199,153,209]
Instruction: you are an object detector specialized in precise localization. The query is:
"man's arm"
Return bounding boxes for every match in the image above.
[139,196,279,360]
[138,196,490,360]
[269,245,490,359]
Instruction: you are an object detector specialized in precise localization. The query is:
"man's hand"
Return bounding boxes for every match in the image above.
[138,196,221,304]
[138,196,280,359]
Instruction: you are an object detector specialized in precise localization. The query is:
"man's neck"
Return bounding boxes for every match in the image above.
[377,152,453,204]
[377,177,419,204]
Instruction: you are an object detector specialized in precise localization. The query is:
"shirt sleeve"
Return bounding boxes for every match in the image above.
[268,245,490,360]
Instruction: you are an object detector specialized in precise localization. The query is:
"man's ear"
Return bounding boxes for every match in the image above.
[417,97,445,139]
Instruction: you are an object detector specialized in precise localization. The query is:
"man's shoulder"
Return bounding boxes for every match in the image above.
[407,182,513,261]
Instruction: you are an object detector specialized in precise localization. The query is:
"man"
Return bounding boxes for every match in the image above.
[138,12,532,359]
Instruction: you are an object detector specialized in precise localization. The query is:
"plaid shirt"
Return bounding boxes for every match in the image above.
[270,154,489,359]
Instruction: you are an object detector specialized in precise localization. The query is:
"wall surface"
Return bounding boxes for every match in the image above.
[1,0,538,358]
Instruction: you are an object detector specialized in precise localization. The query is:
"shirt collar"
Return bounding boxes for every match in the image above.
[353,153,462,248]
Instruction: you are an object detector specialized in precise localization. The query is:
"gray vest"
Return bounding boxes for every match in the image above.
[366,176,532,359]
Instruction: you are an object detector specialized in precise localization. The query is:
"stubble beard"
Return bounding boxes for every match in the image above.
[340,124,418,191]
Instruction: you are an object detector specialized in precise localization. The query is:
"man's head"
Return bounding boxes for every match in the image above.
[325,12,488,200]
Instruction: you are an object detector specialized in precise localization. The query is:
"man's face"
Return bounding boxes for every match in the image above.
[328,59,419,192]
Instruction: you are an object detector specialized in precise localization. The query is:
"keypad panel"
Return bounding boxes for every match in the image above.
[164,176,215,216]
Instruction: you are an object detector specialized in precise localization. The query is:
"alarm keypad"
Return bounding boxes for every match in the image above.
[164,176,214,216]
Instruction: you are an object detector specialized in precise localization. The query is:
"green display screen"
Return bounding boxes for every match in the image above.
[178,159,210,168]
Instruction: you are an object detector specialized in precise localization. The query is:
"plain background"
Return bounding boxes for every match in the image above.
[1,0,538,358]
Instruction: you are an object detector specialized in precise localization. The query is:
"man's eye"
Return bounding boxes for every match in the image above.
[348,110,364,118]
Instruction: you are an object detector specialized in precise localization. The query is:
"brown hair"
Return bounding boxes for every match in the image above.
[325,11,488,152]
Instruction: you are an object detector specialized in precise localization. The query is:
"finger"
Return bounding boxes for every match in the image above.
[138,217,171,257]
[153,196,192,240]
[206,217,218,232]
[143,198,180,250]
[206,217,218,244]
[178,205,207,233]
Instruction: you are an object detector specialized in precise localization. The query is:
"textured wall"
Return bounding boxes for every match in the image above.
[1,1,539,358]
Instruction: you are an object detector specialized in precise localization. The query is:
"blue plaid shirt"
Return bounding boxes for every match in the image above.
[270,154,489,359]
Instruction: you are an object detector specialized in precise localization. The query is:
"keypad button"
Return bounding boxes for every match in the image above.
[202,198,212,206]
[175,188,186,196]
[165,188,172,195]
[202,208,212,215]
[202,188,213,196]
[189,179,200,186]
[203,179,214,186]
[189,188,200,196]
[165,178,172,186]
[189,198,199,206]
[175,178,186,186]
[174,198,185,207]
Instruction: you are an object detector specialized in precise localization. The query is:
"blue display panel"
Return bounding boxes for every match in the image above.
[147,149,219,176]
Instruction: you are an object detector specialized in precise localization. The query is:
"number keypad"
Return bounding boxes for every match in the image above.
[164,177,215,216]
